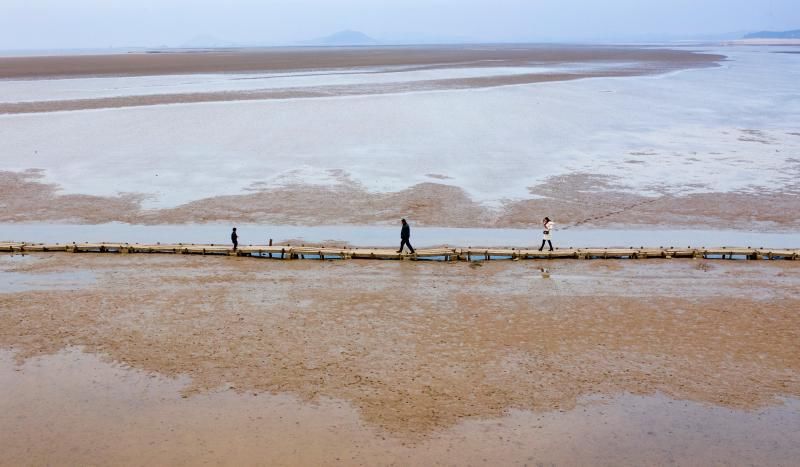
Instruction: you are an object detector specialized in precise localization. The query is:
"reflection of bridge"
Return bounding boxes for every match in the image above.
[2,242,798,261]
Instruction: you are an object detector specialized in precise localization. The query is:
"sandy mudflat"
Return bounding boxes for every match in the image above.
[0,45,722,113]
[1,46,796,231]
[1,254,799,465]
[2,170,798,231]
[0,45,721,79]
[0,72,668,114]
[1,43,797,466]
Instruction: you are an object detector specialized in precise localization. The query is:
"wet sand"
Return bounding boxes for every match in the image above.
[0,71,670,114]
[0,45,721,80]
[1,254,799,464]
[1,44,798,464]
[2,170,798,231]
[1,48,795,231]
[0,45,722,114]
[2,350,798,467]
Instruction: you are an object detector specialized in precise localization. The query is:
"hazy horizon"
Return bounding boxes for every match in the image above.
[1,0,799,50]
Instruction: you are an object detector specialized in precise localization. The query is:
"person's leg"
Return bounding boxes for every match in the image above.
[539,240,546,251]
[548,240,553,251]
[397,240,405,253]
[408,241,415,254]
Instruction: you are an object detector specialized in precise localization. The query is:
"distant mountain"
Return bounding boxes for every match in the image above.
[304,30,379,46]
[743,29,800,39]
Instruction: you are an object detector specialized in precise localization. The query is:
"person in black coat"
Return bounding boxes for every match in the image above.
[231,227,238,252]
[397,219,415,254]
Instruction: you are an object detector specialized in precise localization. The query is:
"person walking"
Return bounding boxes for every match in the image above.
[231,227,239,252]
[538,217,554,251]
[397,219,415,254]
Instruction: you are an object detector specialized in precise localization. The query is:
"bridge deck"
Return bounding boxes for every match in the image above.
[1,242,798,261]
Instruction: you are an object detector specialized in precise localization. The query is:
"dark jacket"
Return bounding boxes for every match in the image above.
[231,232,238,243]
[401,223,410,240]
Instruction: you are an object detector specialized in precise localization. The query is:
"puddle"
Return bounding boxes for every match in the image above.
[0,270,95,293]
[3,222,798,249]
[1,348,797,466]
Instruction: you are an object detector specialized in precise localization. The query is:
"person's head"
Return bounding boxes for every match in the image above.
[232,227,237,232]
[401,218,407,225]
[543,217,550,223]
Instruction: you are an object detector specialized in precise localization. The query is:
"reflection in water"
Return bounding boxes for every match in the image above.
[1,349,798,466]
[0,269,95,293]
[1,254,799,464]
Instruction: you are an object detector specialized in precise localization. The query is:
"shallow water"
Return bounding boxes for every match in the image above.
[2,222,798,248]
[1,349,798,466]
[0,270,95,293]
[0,65,591,103]
[0,255,96,292]
[1,47,798,209]
[2,254,798,465]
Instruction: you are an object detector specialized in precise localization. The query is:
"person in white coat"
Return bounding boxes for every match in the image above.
[538,217,554,251]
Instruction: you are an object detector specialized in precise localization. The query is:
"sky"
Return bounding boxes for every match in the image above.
[1,0,799,49]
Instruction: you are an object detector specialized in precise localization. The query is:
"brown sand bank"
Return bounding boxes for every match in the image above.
[0,46,723,114]
[2,169,798,231]
[0,45,722,80]
[0,70,669,114]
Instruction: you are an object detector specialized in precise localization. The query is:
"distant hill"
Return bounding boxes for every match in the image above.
[743,29,800,39]
[304,30,379,46]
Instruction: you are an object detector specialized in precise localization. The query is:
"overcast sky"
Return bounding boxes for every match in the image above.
[2,0,799,49]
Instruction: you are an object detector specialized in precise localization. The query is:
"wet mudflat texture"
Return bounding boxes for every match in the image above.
[3,170,799,231]
[0,45,720,80]
[1,254,799,465]
[0,46,721,114]
[1,47,796,232]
